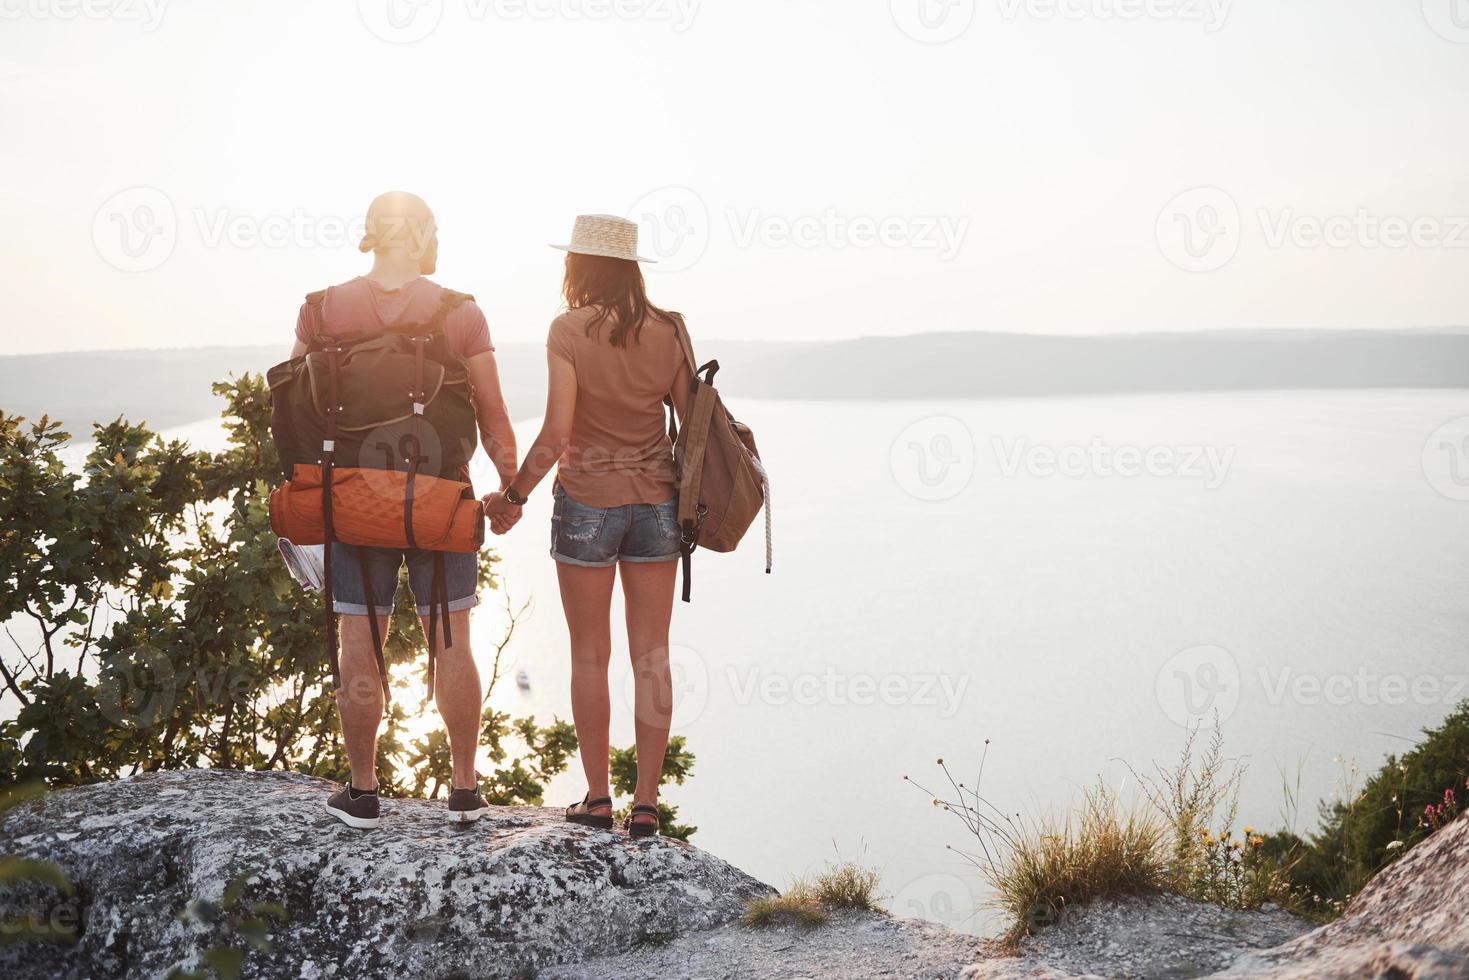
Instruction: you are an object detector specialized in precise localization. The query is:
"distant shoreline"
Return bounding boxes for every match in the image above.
[6,329,1468,433]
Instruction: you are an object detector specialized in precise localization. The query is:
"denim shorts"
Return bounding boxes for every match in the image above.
[329,543,479,616]
[550,483,682,568]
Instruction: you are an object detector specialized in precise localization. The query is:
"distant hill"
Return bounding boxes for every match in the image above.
[3,329,1466,435]
[0,340,805,434]
[734,329,1469,400]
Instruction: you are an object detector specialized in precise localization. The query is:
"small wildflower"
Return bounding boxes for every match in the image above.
[1242,825,1254,835]
[1249,836,1264,847]
[1385,840,1404,851]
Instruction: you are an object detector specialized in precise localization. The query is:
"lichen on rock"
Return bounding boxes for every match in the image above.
[0,769,773,979]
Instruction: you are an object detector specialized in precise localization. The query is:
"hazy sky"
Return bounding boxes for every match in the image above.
[2,0,1467,354]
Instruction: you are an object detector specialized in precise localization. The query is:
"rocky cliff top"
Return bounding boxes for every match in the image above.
[0,769,772,979]
[4,770,1469,979]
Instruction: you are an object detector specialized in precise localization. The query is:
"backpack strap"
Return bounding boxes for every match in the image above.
[304,289,329,347]
[427,289,473,335]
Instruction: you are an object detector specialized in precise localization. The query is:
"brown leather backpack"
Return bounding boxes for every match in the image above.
[668,316,770,602]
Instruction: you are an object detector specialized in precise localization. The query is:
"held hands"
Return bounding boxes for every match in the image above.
[482,491,523,536]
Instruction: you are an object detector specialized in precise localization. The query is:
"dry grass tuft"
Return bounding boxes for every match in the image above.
[811,861,882,911]
[743,859,883,929]
[988,785,1167,946]
[743,880,831,928]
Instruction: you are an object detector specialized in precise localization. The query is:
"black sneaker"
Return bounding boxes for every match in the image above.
[326,784,381,830]
[446,786,490,824]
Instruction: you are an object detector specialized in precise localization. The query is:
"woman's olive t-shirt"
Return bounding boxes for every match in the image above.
[547,306,685,508]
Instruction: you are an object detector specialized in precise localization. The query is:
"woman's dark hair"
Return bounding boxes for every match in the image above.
[562,252,678,347]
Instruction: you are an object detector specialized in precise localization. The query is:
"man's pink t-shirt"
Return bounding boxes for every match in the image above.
[293,276,493,360]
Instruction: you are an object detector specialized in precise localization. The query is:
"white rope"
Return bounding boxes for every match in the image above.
[750,455,772,573]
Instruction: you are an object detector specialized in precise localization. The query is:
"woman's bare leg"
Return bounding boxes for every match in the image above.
[557,561,617,816]
[620,558,678,827]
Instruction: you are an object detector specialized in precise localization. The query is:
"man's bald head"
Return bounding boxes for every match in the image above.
[359,191,438,273]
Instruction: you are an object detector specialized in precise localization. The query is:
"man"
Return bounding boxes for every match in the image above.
[290,191,520,829]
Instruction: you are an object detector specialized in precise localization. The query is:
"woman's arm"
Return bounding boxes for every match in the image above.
[669,359,693,426]
[508,350,577,499]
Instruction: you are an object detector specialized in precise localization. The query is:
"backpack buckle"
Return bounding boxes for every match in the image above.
[413,402,425,415]
[322,440,335,452]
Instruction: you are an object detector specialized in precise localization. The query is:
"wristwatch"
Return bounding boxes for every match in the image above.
[503,485,528,506]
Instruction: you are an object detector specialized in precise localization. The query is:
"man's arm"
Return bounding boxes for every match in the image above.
[466,351,518,490]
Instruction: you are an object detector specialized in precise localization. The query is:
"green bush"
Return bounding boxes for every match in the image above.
[610,736,697,841]
[0,379,571,802]
[1279,701,1469,910]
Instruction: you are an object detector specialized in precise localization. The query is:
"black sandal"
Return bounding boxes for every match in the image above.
[565,794,613,830]
[625,803,659,839]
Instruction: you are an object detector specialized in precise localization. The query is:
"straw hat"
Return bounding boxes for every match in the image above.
[551,214,658,263]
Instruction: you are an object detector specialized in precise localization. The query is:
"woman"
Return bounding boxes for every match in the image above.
[484,214,692,839]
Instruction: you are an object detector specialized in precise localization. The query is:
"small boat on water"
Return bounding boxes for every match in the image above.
[516,668,530,691]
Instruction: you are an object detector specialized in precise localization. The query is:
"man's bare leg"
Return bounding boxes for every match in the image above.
[427,609,480,789]
[337,613,389,790]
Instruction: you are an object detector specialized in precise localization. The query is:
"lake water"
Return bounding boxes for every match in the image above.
[66,391,1469,934]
